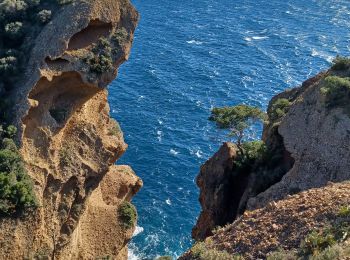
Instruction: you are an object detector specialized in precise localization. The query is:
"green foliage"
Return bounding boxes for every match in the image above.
[233,141,267,170]
[210,104,266,147]
[4,21,23,40]
[37,9,51,24]
[156,256,173,260]
[191,242,243,260]
[118,201,137,229]
[331,56,350,71]
[267,249,298,260]
[320,76,350,112]
[111,28,128,53]
[84,37,113,75]
[270,98,292,122]
[0,147,37,216]
[338,205,350,218]
[301,230,337,256]
[6,125,17,138]
[0,0,73,217]
[0,56,18,75]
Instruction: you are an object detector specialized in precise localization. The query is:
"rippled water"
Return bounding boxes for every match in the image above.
[108,0,350,258]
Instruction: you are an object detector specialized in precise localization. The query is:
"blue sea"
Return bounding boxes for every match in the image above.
[108,0,350,259]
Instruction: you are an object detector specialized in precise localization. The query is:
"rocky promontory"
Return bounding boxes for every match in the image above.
[183,59,350,259]
[0,0,141,259]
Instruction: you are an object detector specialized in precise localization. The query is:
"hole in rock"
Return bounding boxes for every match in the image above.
[67,20,113,50]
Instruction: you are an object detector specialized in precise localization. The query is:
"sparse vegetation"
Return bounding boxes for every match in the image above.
[84,28,129,76]
[59,146,73,166]
[0,0,74,217]
[191,241,243,260]
[267,205,350,260]
[331,56,350,71]
[269,98,292,122]
[156,256,173,260]
[108,119,121,136]
[320,76,350,113]
[118,201,137,229]
[338,205,350,217]
[84,37,113,75]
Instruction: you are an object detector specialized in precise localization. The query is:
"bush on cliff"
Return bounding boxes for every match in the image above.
[269,98,292,123]
[0,0,74,217]
[0,128,37,216]
[118,201,137,229]
[191,241,243,260]
[331,56,350,71]
[320,76,350,113]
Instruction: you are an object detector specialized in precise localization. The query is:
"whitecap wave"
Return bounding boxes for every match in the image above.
[157,130,163,142]
[186,40,203,45]
[311,48,333,63]
[166,198,171,205]
[133,226,144,237]
[170,149,179,155]
[244,36,269,41]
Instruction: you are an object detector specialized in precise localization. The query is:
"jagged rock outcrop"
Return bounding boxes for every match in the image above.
[181,181,350,259]
[187,67,350,258]
[192,143,238,241]
[0,0,141,259]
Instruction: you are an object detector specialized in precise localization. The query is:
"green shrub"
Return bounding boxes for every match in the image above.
[338,205,350,218]
[2,138,17,152]
[5,125,17,138]
[191,242,242,260]
[4,21,23,40]
[267,249,298,260]
[320,76,350,111]
[111,28,128,54]
[270,98,292,122]
[156,256,173,260]
[84,37,113,75]
[37,9,52,24]
[118,201,137,229]
[0,56,18,75]
[0,0,28,20]
[301,229,336,256]
[331,56,350,71]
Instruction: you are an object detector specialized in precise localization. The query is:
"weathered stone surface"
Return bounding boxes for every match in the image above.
[0,1,141,259]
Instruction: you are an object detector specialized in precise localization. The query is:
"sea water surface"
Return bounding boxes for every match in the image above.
[108,0,350,258]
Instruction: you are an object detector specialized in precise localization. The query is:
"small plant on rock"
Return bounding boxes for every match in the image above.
[331,56,350,71]
[118,201,137,229]
[320,76,350,113]
[269,98,292,122]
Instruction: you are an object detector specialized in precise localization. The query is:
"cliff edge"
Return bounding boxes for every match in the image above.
[185,59,350,259]
[0,0,141,259]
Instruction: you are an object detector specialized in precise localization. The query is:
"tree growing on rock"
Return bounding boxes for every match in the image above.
[209,104,267,152]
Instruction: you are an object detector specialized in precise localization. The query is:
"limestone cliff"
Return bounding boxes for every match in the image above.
[0,0,142,259]
[185,62,350,259]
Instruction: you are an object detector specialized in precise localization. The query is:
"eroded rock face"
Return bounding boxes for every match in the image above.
[192,143,238,241]
[247,71,350,209]
[192,70,350,243]
[0,1,141,259]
